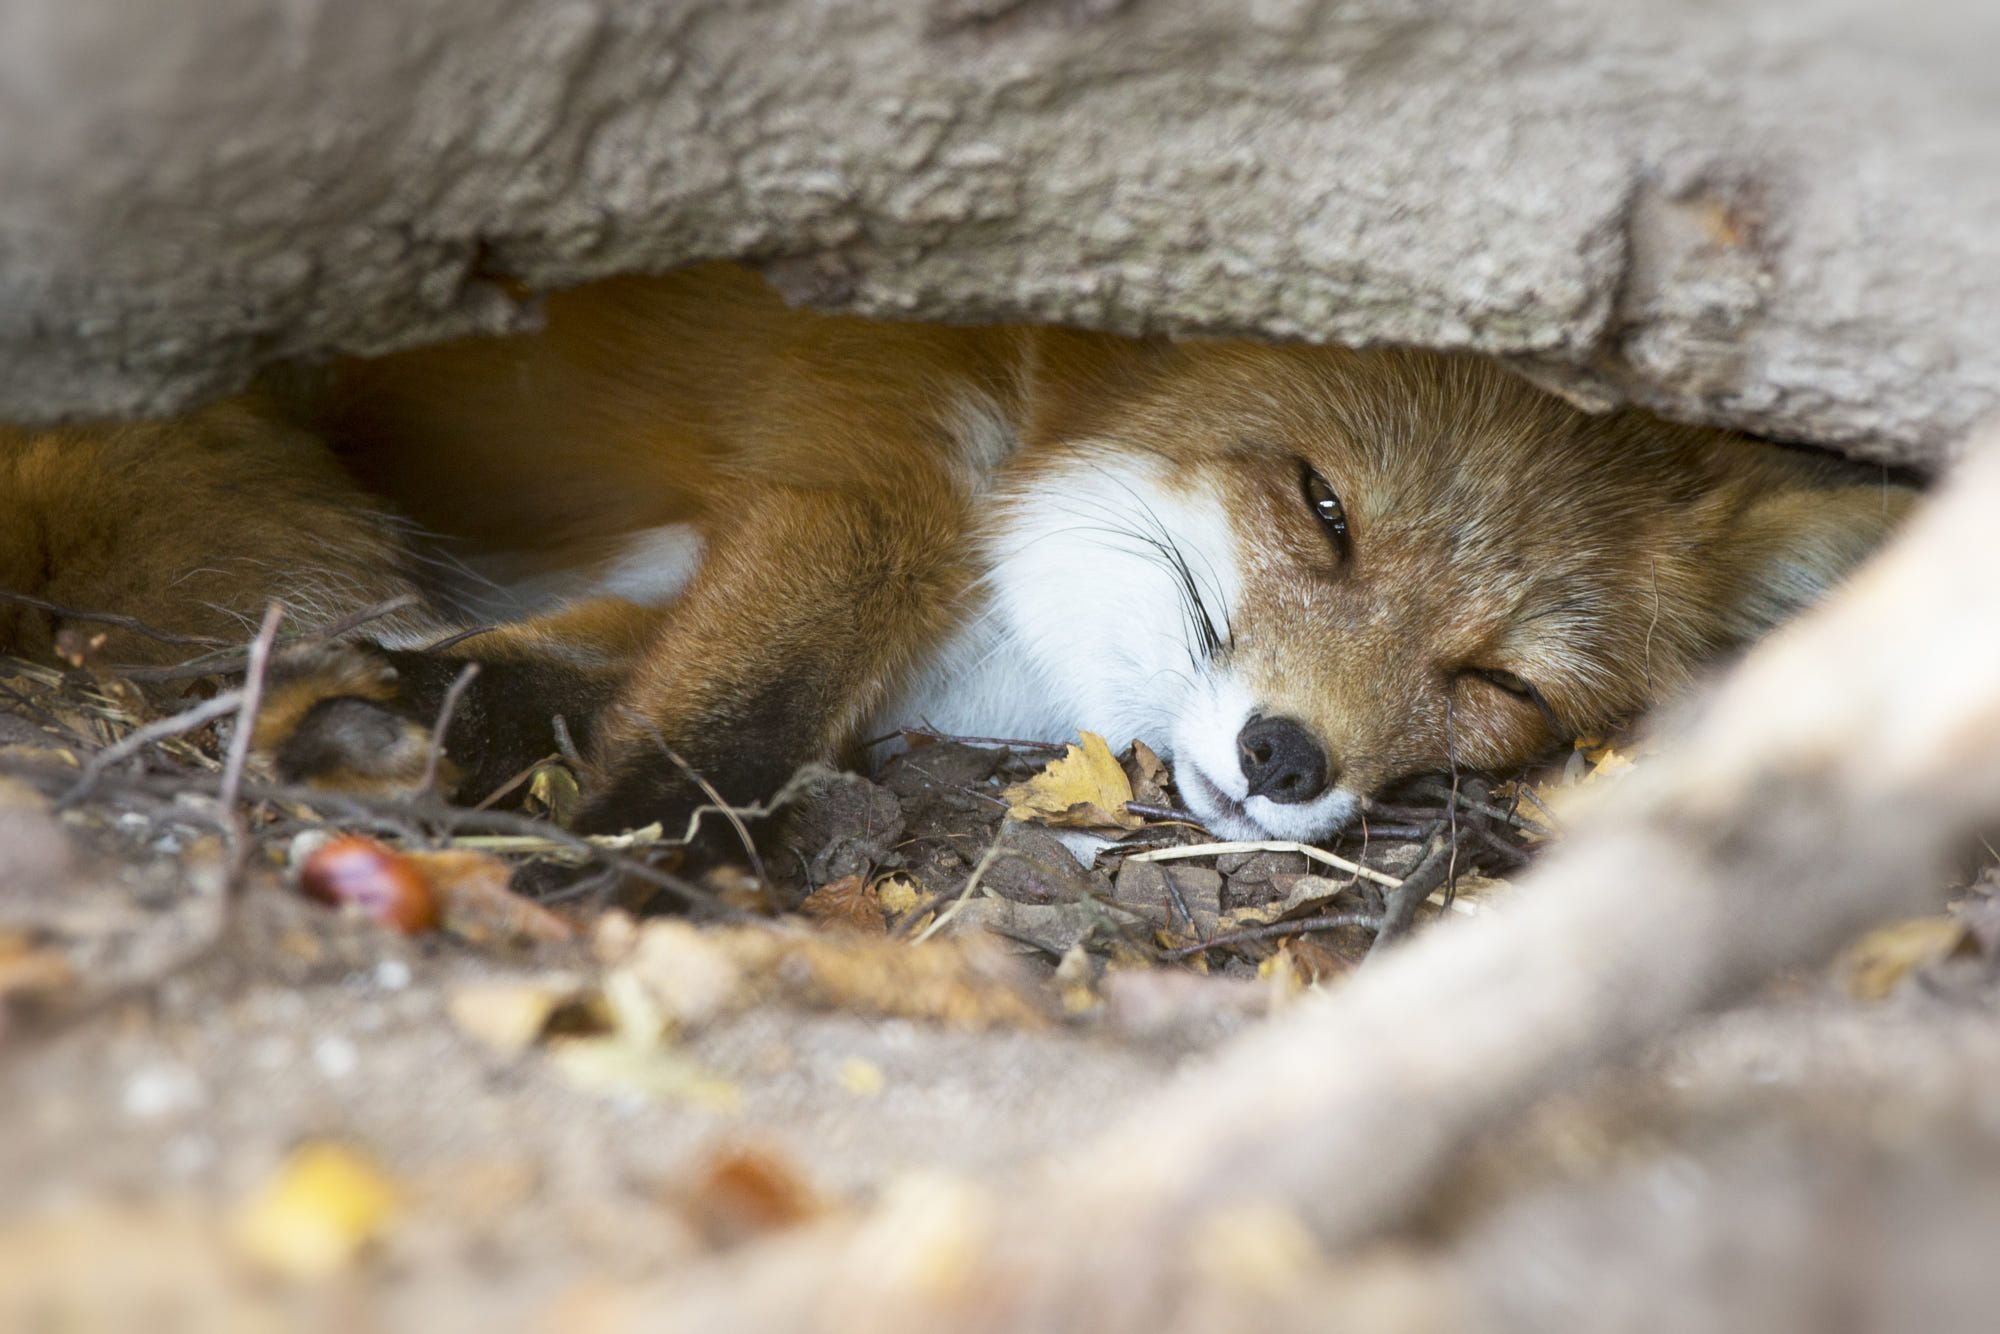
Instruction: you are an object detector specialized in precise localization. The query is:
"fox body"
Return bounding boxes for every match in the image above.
[0,265,1913,842]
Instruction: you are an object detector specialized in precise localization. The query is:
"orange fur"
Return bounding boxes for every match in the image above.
[0,264,1918,840]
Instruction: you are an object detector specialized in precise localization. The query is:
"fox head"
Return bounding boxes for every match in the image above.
[988,337,1917,840]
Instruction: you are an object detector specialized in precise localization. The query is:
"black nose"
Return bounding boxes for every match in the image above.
[1236,716,1331,805]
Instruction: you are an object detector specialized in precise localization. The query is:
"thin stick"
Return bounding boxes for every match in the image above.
[1163,911,1381,961]
[418,662,479,795]
[472,752,563,811]
[863,724,1069,753]
[441,827,666,855]
[913,835,1009,944]
[1367,835,1456,957]
[57,689,246,807]
[1123,801,1211,830]
[550,713,585,768]
[218,604,284,822]
[0,590,231,648]
[638,724,766,882]
[1124,839,1402,890]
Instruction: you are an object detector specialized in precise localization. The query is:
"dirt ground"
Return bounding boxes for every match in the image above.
[4,650,1998,1331]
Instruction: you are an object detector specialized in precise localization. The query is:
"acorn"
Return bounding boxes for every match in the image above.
[299,835,439,935]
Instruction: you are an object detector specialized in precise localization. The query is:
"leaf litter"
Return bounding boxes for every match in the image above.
[6,631,1996,1316]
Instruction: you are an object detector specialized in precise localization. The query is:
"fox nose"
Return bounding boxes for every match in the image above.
[1236,716,1331,804]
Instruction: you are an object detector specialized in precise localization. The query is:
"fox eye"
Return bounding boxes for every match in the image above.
[1473,668,1537,701]
[1300,466,1350,556]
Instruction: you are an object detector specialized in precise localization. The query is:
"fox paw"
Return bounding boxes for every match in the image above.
[252,645,456,796]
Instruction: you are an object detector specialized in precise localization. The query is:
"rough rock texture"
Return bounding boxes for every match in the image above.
[2,0,1994,463]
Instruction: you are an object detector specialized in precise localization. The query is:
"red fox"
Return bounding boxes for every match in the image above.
[0,264,1915,842]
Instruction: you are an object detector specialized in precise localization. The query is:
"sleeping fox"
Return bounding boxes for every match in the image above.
[0,264,1915,843]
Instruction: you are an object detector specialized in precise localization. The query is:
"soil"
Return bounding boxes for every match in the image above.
[3,653,1996,1330]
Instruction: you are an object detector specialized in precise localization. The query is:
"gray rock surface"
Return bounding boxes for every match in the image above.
[2,0,1994,463]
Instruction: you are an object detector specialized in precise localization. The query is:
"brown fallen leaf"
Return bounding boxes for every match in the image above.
[684,1144,827,1248]
[231,1142,400,1281]
[407,849,577,946]
[1002,731,1143,831]
[1838,915,1979,1001]
[447,979,603,1054]
[1125,738,1173,809]
[800,873,888,935]
[0,930,78,1017]
[620,922,1050,1032]
[618,921,750,1031]
[1264,936,1351,987]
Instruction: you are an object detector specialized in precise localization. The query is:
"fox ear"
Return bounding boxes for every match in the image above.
[1719,469,1918,641]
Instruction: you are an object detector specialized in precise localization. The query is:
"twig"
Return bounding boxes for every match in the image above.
[1123,801,1211,830]
[550,713,585,768]
[913,832,1011,944]
[865,724,1069,753]
[1367,834,1457,957]
[218,604,284,823]
[57,689,246,807]
[1511,784,1562,830]
[443,826,665,855]
[0,589,230,648]
[1124,839,1402,890]
[0,753,719,911]
[472,752,563,811]
[418,662,479,795]
[1163,911,1381,961]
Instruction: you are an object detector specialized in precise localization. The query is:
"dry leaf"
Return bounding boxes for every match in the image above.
[874,872,927,922]
[408,849,576,946]
[1125,739,1172,808]
[1188,1202,1318,1294]
[838,1057,885,1097]
[448,980,598,1054]
[549,1038,740,1111]
[1216,874,1354,931]
[231,1142,399,1281]
[1055,943,1101,1016]
[1839,916,1978,1001]
[620,921,749,1031]
[800,874,887,935]
[0,930,77,1012]
[524,761,582,827]
[685,1144,826,1247]
[1002,731,1143,830]
[1264,937,1350,987]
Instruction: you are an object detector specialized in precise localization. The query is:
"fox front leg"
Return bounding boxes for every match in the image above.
[579,485,973,839]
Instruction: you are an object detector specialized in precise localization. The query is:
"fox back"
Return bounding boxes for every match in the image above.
[0,266,1916,840]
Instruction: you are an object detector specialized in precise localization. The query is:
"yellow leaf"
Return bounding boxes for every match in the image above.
[1001,731,1142,830]
[231,1143,399,1281]
[447,980,590,1054]
[1839,916,1976,1001]
[838,1057,885,1097]
[525,761,582,827]
[874,873,925,917]
[550,1037,741,1111]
